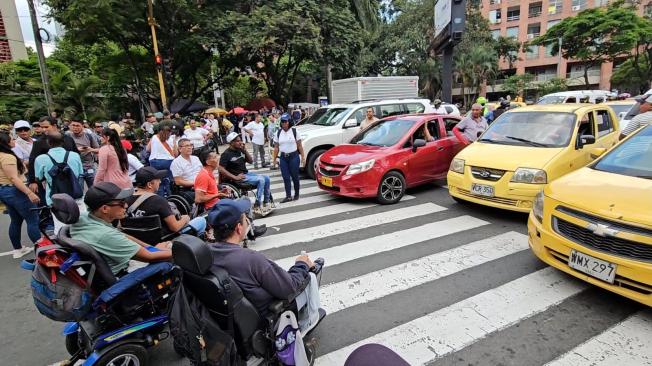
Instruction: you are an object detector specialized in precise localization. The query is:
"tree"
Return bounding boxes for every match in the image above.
[537,77,568,97]
[502,74,535,99]
[531,1,649,86]
[611,58,651,93]
[495,36,522,69]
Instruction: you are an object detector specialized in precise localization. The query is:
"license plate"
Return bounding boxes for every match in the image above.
[471,183,494,197]
[320,176,333,187]
[568,250,617,284]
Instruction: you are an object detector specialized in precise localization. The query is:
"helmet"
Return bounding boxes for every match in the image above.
[476,96,487,105]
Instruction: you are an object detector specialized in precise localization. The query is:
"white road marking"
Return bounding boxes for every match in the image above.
[253,203,446,251]
[258,196,415,227]
[274,215,489,269]
[269,179,315,191]
[271,185,323,195]
[0,250,17,257]
[316,268,588,365]
[319,231,528,314]
[545,310,652,366]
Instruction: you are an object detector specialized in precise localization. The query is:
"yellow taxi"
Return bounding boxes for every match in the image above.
[448,104,620,212]
[528,125,652,306]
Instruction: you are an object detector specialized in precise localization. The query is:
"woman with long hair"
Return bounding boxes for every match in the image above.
[0,132,40,258]
[94,127,132,189]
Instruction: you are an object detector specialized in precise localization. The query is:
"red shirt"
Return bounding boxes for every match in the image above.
[194,168,219,210]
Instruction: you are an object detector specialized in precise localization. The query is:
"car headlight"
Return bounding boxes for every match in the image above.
[450,158,465,174]
[346,159,375,175]
[511,168,547,184]
[533,190,544,222]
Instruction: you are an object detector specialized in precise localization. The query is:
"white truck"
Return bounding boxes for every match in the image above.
[331,76,419,104]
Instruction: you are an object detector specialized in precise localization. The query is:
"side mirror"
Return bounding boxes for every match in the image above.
[344,119,358,128]
[412,139,426,152]
[590,147,607,159]
[577,134,596,149]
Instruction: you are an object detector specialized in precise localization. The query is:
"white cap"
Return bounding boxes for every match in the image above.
[226,132,240,143]
[13,120,31,130]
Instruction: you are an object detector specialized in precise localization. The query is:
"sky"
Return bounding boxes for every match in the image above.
[14,0,58,56]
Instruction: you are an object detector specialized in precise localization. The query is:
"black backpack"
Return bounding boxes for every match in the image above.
[169,280,239,366]
[276,127,297,141]
[46,152,83,199]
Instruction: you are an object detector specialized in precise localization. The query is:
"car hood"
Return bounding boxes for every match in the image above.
[296,124,330,134]
[321,144,386,165]
[547,168,652,227]
[456,143,563,171]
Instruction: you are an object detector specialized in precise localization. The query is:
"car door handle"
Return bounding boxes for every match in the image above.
[437,147,445,151]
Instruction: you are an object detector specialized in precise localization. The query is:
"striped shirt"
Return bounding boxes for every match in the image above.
[621,111,652,136]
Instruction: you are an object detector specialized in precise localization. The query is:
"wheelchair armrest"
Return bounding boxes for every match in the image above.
[268,299,289,318]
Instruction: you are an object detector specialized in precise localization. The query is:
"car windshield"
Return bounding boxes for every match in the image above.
[304,107,350,126]
[593,126,652,179]
[537,96,566,104]
[623,103,640,121]
[607,103,635,118]
[478,112,576,148]
[351,119,416,147]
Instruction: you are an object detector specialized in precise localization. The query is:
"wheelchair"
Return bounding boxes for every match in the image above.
[171,235,326,365]
[24,194,180,366]
[220,179,277,217]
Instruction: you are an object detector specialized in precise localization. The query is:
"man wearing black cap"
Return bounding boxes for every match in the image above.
[124,167,207,238]
[70,182,172,275]
[208,199,323,330]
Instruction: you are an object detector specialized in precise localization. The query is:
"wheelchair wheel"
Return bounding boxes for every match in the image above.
[220,183,243,199]
[95,344,147,366]
[65,332,80,356]
[168,194,192,217]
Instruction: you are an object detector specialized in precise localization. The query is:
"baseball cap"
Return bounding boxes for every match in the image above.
[635,95,652,104]
[207,199,251,230]
[280,113,291,121]
[14,120,31,130]
[32,121,41,127]
[135,166,167,186]
[433,99,442,105]
[84,182,134,211]
[226,131,240,143]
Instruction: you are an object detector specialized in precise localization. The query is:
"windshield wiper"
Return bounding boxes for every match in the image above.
[635,175,652,180]
[358,142,379,146]
[504,136,548,147]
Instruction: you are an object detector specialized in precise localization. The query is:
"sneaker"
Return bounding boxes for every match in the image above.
[280,197,293,204]
[12,246,32,259]
[293,195,299,201]
[253,205,263,216]
[253,224,267,238]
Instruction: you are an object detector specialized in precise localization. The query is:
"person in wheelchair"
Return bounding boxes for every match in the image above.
[70,182,172,275]
[170,138,202,204]
[207,199,324,332]
[219,132,273,216]
[125,166,207,237]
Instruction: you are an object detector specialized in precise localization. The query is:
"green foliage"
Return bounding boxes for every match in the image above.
[501,74,535,98]
[611,58,652,93]
[537,77,568,97]
[495,36,521,69]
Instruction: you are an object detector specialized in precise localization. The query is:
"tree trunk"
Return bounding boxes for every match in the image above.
[583,65,590,87]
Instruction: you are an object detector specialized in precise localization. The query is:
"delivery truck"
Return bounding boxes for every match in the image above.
[331,76,419,104]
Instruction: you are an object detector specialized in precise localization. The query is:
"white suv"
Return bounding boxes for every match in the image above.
[297,99,434,178]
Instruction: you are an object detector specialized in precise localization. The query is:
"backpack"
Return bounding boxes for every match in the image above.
[168,280,239,366]
[46,152,83,199]
[276,127,298,141]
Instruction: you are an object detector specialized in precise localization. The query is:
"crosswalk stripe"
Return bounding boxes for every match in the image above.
[258,196,415,227]
[545,310,652,366]
[254,203,446,251]
[316,267,588,365]
[319,231,528,314]
[274,215,489,269]
[272,185,322,195]
[269,179,315,191]
[271,194,334,208]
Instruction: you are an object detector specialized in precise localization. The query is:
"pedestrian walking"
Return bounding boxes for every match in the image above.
[244,114,267,169]
[0,132,40,258]
[67,119,100,189]
[272,114,305,203]
[12,120,35,167]
[95,128,133,190]
[147,121,177,196]
[239,115,252,143]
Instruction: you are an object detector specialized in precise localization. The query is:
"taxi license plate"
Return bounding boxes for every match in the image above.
[568,250,617,284]
[471,183,494,197]
[320,176,333,187]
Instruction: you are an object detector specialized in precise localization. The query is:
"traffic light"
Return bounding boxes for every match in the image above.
[155,54,162,69]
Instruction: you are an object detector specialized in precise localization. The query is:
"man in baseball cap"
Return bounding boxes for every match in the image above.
[70,181,172,275]
[621,94,652,139]
[13,120,34,165]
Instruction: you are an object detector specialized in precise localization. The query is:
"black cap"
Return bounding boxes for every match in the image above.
[135,166,168,187]
[84,182,134,211]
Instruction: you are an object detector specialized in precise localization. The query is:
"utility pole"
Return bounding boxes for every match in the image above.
[27,0,53,114]
[147,0,168,111]
[556,37,563,78]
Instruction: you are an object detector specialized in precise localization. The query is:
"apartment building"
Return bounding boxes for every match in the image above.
[468,0,650,99]
[0,1,28,62]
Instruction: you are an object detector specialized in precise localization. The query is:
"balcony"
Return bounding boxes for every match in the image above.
[506,15,520,22]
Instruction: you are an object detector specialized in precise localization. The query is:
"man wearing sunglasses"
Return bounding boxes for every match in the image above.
[70,182,172,275]
[12,120,34,167]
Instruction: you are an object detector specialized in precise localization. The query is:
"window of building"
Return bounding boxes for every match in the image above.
[544,20,561,57]
[645,3,652,18]
[526,46,540,59]
[506,7,520,21]
[571,0,587,11]
[595,0,609,6]
[506,26,519,39]
[528,2,543,18]
[489,0,502,4]
[527,23,541,39]
[491,29,501,40]
[489,9,502,24]
[548,0,563,14]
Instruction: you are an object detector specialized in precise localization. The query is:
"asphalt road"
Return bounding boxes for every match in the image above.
[1,165,649,366]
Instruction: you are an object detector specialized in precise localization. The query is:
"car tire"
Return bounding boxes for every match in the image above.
[307,149,327,180]
[376,171,406,205]
[95,344,148,366]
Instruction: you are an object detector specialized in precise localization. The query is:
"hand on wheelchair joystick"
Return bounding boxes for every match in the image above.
[296,251,315,269]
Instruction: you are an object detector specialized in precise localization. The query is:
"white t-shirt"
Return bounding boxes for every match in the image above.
[149,135,175,160]
[127,154,144,182]
[274,128,300,154]
[244,121,265,145]
[170,155,203,182]
[183,128,209,148]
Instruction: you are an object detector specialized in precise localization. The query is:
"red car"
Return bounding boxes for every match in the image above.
[316,114,464,204]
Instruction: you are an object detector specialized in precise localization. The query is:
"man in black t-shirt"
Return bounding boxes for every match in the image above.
[218,132,273,216]
[124,167,206,239]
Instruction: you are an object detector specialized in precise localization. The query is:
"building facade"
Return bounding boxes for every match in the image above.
[0,1,28,62]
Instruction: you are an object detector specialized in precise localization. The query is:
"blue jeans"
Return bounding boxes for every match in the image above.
[244,173,271,204]
[81,167,96,189]
[149,159,173,197]
[279,151,300,198]
[179,217,207,236]
[0,185,41,249]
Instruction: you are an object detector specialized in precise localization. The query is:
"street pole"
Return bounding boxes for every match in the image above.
[27,0,53,114]
[557,37,563,78]
[147,0,168,111]
[441,43,454,103]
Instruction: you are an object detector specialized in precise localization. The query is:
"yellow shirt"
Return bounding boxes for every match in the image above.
[0,152,22,185]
